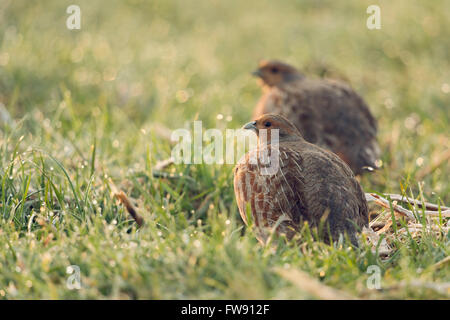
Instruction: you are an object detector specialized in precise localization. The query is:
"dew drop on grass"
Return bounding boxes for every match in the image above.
[416,157,424,166]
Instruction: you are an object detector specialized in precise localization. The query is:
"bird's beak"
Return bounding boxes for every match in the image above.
[243,121,257,132]
[252,69,262,78]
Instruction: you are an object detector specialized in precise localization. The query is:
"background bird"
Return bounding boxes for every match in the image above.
[252,59,380,175]
[234,114,368,246]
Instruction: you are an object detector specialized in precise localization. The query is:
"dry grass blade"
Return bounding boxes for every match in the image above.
[376,220,393,235]
[365,193,416,221]
[153,157,175,171]
[387,280,450,296]
[408,223,449,230]
[421,210,450,217]
[369,221,386,229]
[274,267,356,300]
[383,193,449,211]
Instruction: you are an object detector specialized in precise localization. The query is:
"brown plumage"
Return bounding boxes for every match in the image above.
[233,114,368,246]
[252,60,380,175]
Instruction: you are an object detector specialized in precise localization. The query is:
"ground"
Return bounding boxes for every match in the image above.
[0,0,449,299]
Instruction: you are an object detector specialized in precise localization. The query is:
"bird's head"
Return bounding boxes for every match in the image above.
[243,114,303,144]
[252,60,303,87]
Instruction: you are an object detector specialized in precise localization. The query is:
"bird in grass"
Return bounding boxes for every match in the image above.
[233,114,368,246]
[252,60,380,175]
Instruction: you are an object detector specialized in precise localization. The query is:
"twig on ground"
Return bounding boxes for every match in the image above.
[383,193,449,211]
[115,191,144,227]
[109,179,145,227]
[153,157,175,171]
[365,193,416,221]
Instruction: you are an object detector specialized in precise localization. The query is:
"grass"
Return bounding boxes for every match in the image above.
[0,0,449,299]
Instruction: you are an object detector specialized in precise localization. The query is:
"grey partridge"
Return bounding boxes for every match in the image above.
[252,60,380,175]
[234,114,368,246]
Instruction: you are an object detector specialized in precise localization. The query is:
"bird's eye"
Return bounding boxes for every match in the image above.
[264,121,272,127]
[271,67,279,74]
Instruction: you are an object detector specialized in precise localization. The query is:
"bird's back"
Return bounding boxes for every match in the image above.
[234,139,368,245]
